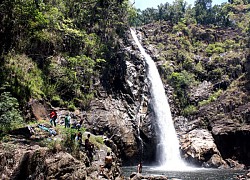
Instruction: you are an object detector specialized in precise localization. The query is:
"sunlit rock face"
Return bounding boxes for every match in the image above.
[179,129,228,168]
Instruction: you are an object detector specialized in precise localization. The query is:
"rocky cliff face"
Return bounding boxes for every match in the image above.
[71,32,156,165]
[135,21,250,169]
[22,21,250,170]
[195,66,250,167]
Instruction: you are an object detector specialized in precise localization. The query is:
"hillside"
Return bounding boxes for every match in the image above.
[1,0,250,178]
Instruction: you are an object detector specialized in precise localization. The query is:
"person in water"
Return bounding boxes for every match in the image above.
[137,162,142,173]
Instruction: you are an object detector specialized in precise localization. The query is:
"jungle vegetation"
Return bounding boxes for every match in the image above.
[0,0,250,131]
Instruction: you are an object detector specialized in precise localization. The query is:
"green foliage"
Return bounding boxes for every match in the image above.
[47,54,98,108]
[51,95,64,107]
[169,71,196,107]
[127,2,139,26]
[194,0,213,25]
[195,62,204,73]
[183,56,194,70]
[68,103,76,112]
[198,89,223,106]
[182,105,197,116]
[43,138,61,152]
[157,43,165,51]
[205,43,225,56]
[3,54,45,101]
[56,127,85,155]
[162,61,175,77]
[0,92,24,133]
[173,22,189,35]
[210,68,223,80]
[95,136,104,144]
[0,0,127,130]
[87,135,104,149]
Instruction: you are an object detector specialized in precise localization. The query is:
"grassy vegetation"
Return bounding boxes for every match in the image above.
[198,90,223,107]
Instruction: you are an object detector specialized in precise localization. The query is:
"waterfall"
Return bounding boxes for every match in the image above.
[130,28,187,170]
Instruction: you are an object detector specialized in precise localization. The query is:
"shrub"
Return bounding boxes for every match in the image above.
[182,105,197,116]
[4,54,45,101]
[209,68,223,80]
[0,92,24,133]
[58,127,86,157]
[68,103,76,112]
[51,95,64,107]
[169,71,196,107]
[89,135,104,149]
[198,89,223,106]
[205,43,225,56]
[95,136,104,144]
[183,57,195,71]
[163,61,174,77]
[195,62,204,73]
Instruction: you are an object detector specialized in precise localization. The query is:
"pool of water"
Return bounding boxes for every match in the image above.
[122,166,245,180]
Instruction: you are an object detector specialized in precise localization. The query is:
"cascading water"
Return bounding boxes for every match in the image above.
[130,28,187,170]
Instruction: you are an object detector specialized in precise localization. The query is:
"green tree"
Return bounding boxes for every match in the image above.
[0,92,24,133]
[127,4,139,26]
[169,71,195,107]
[194,0,213,24]
[171,0,188,24]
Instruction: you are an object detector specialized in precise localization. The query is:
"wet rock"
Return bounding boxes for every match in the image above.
[130,172,168,180]
[225,158,246,170]
[205,154,229,168]
[82,35,156,164]
[130,172,142,179]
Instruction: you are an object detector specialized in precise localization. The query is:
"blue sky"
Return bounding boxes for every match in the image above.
[130,0,228,10]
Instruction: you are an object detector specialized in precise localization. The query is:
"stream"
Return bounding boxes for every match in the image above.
[122,166,245,179]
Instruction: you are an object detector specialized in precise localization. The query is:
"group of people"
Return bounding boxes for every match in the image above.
[70,133,95,162]
[49,110,143,176]
[49,110,83,130]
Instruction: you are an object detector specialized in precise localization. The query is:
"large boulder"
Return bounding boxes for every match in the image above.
[180,129,227,168]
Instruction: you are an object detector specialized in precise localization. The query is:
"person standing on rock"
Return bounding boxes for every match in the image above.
[104,152,113,170]
[50,110,57,127]
[100,152,114,175]
[85,134,94,161]
[76,119,83,130]
[77,132,82,144]
[64,113,71,128]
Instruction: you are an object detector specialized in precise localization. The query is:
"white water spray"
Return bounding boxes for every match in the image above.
[130,28,187,170]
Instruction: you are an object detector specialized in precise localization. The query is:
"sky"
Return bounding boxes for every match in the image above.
[130,0,228,10]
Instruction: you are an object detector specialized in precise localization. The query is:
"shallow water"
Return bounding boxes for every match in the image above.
[122,166,245,180]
